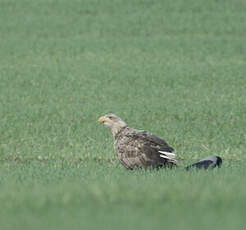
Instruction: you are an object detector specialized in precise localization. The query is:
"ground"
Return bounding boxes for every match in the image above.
[0,0,246,229]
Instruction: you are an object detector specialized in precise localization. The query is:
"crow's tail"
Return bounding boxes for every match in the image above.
[185,156,222,171]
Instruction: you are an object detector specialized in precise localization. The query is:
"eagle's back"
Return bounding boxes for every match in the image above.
[114,127,176,169]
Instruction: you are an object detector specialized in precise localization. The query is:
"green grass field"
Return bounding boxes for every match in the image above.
[0,0,246,229]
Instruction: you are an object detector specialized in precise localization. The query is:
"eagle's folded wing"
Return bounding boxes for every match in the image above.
[122,130,177,167]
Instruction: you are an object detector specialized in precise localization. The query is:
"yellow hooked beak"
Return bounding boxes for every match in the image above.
[98,116,108,124]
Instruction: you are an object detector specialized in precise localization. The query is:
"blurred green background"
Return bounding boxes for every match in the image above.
[0,0,245,229]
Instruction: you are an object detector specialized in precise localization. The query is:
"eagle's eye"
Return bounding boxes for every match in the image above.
[108,116,113,119]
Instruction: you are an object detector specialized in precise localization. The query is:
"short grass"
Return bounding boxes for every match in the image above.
[0,0,246,229]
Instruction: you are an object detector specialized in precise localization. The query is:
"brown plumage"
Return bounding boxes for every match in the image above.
[98,113,177,170]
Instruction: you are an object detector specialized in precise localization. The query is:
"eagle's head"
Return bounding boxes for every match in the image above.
[98,113,127,137]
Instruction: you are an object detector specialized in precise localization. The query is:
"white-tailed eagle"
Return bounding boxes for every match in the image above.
[98,113,222,170]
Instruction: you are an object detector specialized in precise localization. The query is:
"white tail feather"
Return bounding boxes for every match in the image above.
[159,151,176,158]
[159,151,177,162]
[159,155,170,160]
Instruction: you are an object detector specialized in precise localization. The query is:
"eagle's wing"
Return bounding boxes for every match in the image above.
[119,130,176,169]
[128,130,174,152]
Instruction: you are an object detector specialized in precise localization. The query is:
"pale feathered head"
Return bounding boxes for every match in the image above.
[98,113,127,137]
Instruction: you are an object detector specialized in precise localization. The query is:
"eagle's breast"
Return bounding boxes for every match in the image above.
[114,128,142,169]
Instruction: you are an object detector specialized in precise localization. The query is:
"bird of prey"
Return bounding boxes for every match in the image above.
[98,113,222,170]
